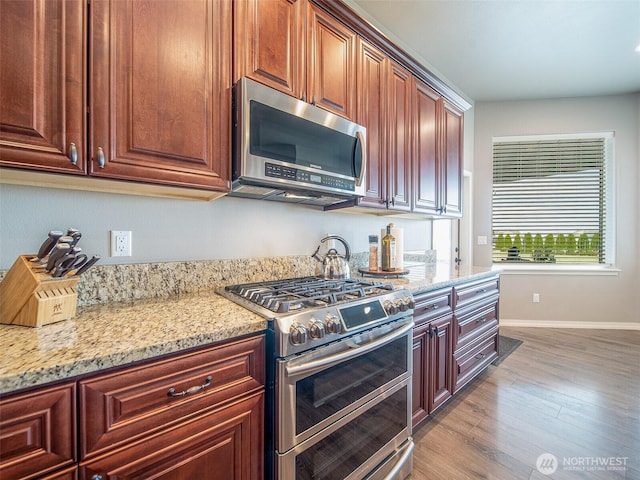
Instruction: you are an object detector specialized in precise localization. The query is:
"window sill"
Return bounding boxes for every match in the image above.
[492,264,620,276]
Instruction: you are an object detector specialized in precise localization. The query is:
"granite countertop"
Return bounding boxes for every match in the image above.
[0,261,498,395]
[0,290,265,395]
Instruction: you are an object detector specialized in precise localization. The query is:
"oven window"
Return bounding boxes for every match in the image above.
[295,336,407,435]
[295,386,408,480]
[250,101,357,176]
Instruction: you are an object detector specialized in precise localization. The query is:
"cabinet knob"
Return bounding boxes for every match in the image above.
[96,147,106,168]
[92,475,104,480]
[68,142,78,165]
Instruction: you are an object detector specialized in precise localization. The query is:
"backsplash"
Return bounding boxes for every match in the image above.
[0,251,436,307]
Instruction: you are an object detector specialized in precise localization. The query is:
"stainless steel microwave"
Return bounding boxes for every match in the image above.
[231,77,366,207]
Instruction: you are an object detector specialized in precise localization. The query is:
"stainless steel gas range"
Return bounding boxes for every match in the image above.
[220,276,415,480]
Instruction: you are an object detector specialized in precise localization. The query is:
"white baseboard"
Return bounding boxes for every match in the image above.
[500,319,640,330]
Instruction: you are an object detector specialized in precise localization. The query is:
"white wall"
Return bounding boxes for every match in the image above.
[0,183,433,270]
[473,93,640,326]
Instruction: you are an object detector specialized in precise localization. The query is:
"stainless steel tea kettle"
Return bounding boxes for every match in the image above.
[311,235,351,279]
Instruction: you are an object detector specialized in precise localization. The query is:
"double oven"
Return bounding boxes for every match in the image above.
[221,277,415,480]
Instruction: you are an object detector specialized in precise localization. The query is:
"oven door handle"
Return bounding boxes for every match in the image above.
[285,321,413,378]
[383,439,415,480]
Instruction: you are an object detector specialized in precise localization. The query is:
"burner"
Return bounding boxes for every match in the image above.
[224,276,393,313]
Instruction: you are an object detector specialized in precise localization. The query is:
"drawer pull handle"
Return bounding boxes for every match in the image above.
[476,288,487,294]
[475,353,487,360]
[428,303,439,310]
[168,375,212,398]
[475,317,488,324]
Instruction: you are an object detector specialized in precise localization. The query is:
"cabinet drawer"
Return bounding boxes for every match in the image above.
[455,300,499,349]
[453,329,498,392]
[453,276,499,310]
[413,288,453,324]
[0,382,76,480]
[79,335,265,459]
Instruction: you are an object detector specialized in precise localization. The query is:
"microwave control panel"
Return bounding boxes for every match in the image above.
[265,163,355,191]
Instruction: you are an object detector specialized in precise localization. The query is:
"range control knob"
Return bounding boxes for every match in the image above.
[383,300,398,316]
[309,319,326,339]
[395,298,408,312]
[289,323,307,345]
[324,314,342,334]
[404,296,415,310]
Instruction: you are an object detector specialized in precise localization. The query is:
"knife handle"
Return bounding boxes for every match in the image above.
[46,244,72,272]
[33,230,64,261]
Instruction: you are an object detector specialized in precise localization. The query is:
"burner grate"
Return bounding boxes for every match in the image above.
[225,276,393,313]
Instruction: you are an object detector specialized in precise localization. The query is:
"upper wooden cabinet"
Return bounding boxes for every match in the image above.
[412,79,463,217]
[0,0,86,174]
[233,0,306,98]
[356,39,387,208]
[1,0,232,193]
[306,3,357,119]
[386,61,413,212]
[89,0,231,190]
[234,0,357,120]
[441,100,464,217]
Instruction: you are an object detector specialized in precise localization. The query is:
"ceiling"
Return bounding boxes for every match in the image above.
[350,0,640,102]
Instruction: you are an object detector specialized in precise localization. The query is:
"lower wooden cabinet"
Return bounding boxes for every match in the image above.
[0,335,265,480]
[80,391,264,480]
[412,274,500,428]
[0,382,76,480]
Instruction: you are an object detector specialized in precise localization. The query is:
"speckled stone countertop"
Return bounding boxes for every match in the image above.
[0,255,496,395]
[0,291,265,394]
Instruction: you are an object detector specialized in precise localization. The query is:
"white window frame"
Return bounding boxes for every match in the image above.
[491,132,617,275]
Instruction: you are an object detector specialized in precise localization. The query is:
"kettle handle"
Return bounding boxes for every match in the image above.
[320,235,351,261]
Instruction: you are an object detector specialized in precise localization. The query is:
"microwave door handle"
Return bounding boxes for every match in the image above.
[285,320,413,380]
[355,130,366,186]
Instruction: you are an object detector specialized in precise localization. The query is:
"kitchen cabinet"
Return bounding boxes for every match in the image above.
[79,335,265,479]
[1,0,231,193]
[355,39,388,208]
[0,335,265,480]
[412,274,500,428]
[0,0,85,174]
[412,287,454,427]
[89,0,231,191]
[412,78,464,217]
[384,61,413,212]
[234,0,357,120]
[452,276,500,391]
[233,0,306,99]
[0,382,76,480]
[307,3,357,119]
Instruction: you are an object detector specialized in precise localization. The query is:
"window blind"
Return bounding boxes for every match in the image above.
[492,136,608,264]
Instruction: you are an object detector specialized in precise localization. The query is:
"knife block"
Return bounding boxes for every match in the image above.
[0,255,79,327]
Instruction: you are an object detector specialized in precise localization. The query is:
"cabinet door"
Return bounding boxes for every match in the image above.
[356,39,387,209]
[0,0,85,174]
[441,100,463,217]
[412,79,440,214]
[386,62,412,211]
[429,314,454,413]
[412,322,430,428]
[234,0,305,98]
[307,4,356,119]
[0,382,76,480]
[90,0,231,191]
[80,392,264,480]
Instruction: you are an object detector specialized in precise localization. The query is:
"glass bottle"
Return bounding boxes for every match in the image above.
[381,224,396,271]
[368,235,379,271]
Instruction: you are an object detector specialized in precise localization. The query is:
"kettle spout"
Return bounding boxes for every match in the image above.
[311,244,323,262]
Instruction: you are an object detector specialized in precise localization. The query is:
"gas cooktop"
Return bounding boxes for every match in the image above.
[222,276,395,314]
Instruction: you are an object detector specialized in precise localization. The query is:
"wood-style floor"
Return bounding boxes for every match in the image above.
[409,327,640,480]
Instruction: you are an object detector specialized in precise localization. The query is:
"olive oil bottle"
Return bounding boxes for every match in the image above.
[381,224,396,271]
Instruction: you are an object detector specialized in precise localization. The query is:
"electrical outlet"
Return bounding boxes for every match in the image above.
[532,293,540,303]
[111,230,132,257]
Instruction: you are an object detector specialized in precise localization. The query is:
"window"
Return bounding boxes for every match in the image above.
[492,133,613,265]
